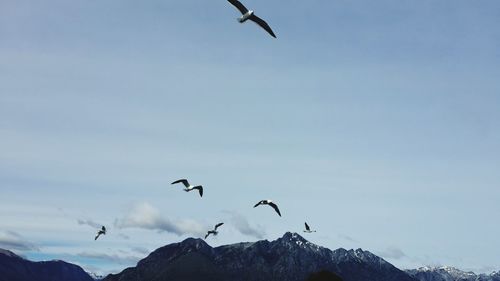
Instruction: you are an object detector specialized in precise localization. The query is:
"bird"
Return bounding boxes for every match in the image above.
[253,200,281,217]
[205,223,224,239]
[95,226,106,240]
[303,222,316,233]
[171,179,203,197]
[227,0,277,38]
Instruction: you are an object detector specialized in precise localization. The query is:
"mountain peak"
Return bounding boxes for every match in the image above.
[281,231,307,242]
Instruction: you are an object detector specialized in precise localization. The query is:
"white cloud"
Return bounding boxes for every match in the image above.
[226,212,265,239]
[0,231,39,252]
[114,202,205,236]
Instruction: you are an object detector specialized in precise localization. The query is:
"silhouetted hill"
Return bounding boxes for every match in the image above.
[0,248,93,281]
[104,232,417,281]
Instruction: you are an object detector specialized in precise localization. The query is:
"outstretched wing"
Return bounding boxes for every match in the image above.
[215,223,224,230]
[95,233,100,240]
[172,179,190,187]
[305,222,310,231]
[193,186,203,197]
[227,0,248,15]
[249,15,276,38]
[253,200,264,208]
[268,202,281,217]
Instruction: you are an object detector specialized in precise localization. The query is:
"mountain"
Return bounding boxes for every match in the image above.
[0,248,94,281]
[103,232,417,281]
[406,267,500,281]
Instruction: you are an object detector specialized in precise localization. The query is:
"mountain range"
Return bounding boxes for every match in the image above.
[103,232,414,281]
[1,233,498,281]
[406,266,500,281]
[0,249,93,281]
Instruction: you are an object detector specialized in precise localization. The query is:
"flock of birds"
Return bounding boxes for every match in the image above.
[93,1,311,241]
[94,178,317,240]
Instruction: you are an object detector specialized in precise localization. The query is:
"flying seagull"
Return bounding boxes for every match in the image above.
[303,222,316,233]
[95,226,106,240]
[254,200,281,217]
[205,223,224,239]
[227,0,277,38]
[171,179,203,197]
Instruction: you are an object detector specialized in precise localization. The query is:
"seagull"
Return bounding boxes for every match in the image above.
[227,0,277,38]
[95,226,106,240]
[205,223,224,239]
[171,179,203,197]
[253,200,281,217]
[303,222,316,233]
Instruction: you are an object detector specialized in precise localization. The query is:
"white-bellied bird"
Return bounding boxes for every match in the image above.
[227,0,276,38]
[171,179,203,197]
[205,223,224,239]
[254,200,281,217]
[303,222,316,233]
[95,226,106,240]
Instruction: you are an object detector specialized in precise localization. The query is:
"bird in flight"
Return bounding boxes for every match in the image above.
[226,0,277,38]
[254,200,281,217]
[95,226,106,240]
[303,222,316,233]
[171,179,203,197]
[205,223,224,239]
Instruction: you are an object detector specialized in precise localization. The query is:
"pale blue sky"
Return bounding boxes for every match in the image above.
[1,0,500,275]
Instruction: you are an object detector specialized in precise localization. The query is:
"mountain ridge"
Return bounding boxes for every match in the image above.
[0,248,94,281]
[103,232,416,281]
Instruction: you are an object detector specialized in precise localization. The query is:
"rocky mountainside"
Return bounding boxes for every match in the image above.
[0,248,93,281]
[104,232,416,281]
[406,266,500,281]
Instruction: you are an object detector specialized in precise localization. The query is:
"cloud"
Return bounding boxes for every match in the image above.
[117,233,130,240]
[77,219,102,229]
[0,231,39,252]
[130,247,150,255]
[377,246,407,260]
[77,252,141,265]
[226,212,265,239]
[114,202,205,236]
[338,234,358,243]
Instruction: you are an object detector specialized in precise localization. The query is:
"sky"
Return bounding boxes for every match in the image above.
[1,0,500,276]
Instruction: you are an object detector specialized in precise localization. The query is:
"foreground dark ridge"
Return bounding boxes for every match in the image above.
[0,249,93,281]
[103,232,415,281]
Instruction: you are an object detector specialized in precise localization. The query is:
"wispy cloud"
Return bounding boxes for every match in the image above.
[225,211,265,239]
[130,247,150,255]
[77,252,141,265]
[0,231,39,252]
[77,219,102,229]
[114,202,205,236]
[377,246,407,260]
[338,234,358,243]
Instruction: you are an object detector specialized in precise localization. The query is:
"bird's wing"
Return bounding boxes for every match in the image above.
[205,233,210,239]
[227,0,248,15]
[253,201,264,208]
[102,226,106,232]
[249,15,276,38]
[95,233,100,240]
[268,202,281,216]
[193,186,203,197]
[305,222,310,231]
[172,179,190,187]
[215,223,224,230]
